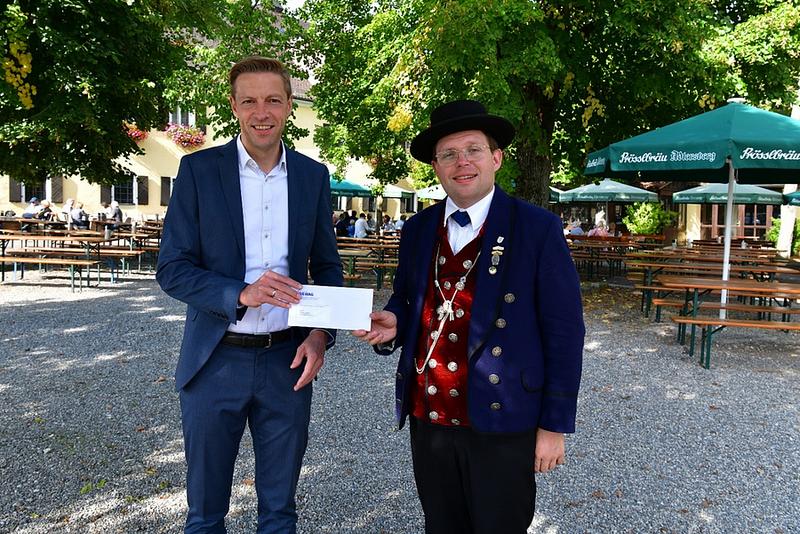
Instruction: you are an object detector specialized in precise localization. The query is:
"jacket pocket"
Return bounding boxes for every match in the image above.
[520,367,543,393]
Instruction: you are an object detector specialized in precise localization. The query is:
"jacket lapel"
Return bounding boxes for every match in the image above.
[468,187,514,359]
[217,139,245,262]
[285,148,303,264]
[409,202,442,334]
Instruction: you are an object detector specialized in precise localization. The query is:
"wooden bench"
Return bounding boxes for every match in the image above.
[651,297,800,323]
[0,256,99,291]
[670,315,800,368]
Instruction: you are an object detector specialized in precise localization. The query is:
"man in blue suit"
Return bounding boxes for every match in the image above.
[157,57,343,533]
[354,100,584,533]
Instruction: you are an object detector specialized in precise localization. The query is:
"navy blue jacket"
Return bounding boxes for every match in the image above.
[380,187,584,433]
[157,139,343,390]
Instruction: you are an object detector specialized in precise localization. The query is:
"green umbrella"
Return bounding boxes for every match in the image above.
[584,102,800,313]
[329,177,372,198]
[673,183,782,205]
[785,190,800,206]
[559,178,657,203]
[585,102,800,185]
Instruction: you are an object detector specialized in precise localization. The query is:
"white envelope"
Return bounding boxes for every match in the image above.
[288,285,373,331]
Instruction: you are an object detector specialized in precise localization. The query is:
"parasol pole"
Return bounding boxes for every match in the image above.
[720,159,736,320]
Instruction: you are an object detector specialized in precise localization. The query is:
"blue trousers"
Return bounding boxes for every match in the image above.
[179,339,312,534]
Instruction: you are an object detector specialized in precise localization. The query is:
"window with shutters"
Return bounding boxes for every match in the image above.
[22,182,46,202]
[112,179,135,205]
[168,107,206,133]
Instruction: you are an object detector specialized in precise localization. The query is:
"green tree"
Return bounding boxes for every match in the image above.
[302,0,800,206]
[0,0,221,185]
[163,1,309,145]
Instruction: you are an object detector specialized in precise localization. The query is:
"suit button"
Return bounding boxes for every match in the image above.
[491,346,502,357]
[448,333,458,342]
[428,358,438,369]
[449,388,459,397]
[490,402,502,411]
[504,293,515,303]
[495,318,506,328]
[427,385,438,395]
[429,411,439,421]
[489,374,500,385]
[447,361,458,372]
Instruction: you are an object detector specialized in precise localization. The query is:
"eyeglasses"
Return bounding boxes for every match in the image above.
[434,144,491,166]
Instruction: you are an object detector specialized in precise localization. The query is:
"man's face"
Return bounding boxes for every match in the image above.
[432,130,502,209]
[229,72,292,162]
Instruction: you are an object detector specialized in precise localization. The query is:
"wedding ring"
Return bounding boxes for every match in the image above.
[271,289,277,298]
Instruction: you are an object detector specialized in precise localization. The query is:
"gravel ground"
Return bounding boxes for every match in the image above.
[0,272,798,533]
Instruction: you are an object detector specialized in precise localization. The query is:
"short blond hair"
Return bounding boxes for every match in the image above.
[229,56,292,99]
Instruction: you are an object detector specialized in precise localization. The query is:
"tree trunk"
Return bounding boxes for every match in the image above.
[515,139,552,208]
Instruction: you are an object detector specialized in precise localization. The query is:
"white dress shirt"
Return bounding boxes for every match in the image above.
[443,187,495,254]
[228,136,290,334]
[354,217,369,238]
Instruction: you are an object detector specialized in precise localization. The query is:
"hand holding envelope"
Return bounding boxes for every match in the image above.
[288,285,374,331]
[352,310,397,346]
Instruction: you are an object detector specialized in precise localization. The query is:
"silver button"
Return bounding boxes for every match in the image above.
[495,318,506,328]
[396,372,403,380]
[491,346,502,357]
[443,281,452,290]
[438,256,446,265]
[448,333,458,343]
[451,418,460,425]
[449,388,459,397]
[489,374,500,385]
[489,266,497,275]
[455,281,465,291]
[447,361,458,372]
[504,293,515,303]
[455,309,465,318]
[462,260,473,269]
[430,331,439,340]
[427,385,438,395]
[429,411,439,421]
[428,358,438,369]
[490,402,502,411]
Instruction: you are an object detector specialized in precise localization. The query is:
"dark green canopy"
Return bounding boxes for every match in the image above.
[329,177,372,198]
[559,179,657,203]
[785,190,800,206]
[673,183,782,205]
[584,102,800,185]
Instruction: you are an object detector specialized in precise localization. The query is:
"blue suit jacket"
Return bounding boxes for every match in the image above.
[157,139,343,390]
[381,187,584,433]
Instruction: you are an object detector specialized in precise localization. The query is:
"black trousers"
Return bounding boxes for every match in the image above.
[409,417,537,534]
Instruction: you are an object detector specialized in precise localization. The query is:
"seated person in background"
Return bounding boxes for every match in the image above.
[381,214,396,233]
[366,214,376,231]
[70,202,89,229]
[395,214,407,232]
[109,201,124,228]
[334,212,350,237]
[22,197,41,219]
[567,220,585,236]
[60,199,74,222]
[36,200,54,220]
[354,212,370,238]
[587,220,609,237]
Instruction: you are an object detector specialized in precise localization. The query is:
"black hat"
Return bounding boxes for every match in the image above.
[410,99,515,163]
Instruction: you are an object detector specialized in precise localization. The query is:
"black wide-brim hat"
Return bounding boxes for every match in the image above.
[410,99,515,163]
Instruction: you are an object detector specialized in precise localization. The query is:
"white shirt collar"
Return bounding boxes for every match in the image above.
[443,186,495,229]
[236,135,287,174]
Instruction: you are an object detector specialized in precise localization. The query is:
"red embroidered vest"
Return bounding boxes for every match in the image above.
[411,223,483,427]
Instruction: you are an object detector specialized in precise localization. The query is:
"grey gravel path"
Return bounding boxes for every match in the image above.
[0,273,798,533]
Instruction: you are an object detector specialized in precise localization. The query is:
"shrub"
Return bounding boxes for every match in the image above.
[622,202,677,235]
[766,218,800,256]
